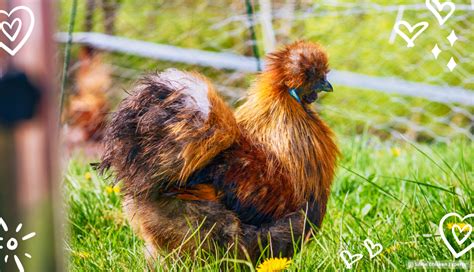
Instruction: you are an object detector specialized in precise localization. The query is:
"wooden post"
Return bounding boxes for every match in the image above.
[0,0,61,271]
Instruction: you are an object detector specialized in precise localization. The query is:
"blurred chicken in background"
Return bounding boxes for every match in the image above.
[62,0,121,154]
[64,47,111,144]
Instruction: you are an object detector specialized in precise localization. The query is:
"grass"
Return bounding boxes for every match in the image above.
[64,135,473,271]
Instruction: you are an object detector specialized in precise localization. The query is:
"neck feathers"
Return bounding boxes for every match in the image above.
[236,74,339,202]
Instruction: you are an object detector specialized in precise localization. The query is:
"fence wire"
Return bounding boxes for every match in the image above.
[59,0,473,145]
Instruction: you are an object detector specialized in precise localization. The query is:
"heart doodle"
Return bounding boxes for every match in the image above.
[1,18,22,42]
[339,250,363,269]
[363,239,383,259]
[0,6,35,56]
[452,224,472,246]
[426,0,456,26]
[394,21,429,48]
[439,212,474,258]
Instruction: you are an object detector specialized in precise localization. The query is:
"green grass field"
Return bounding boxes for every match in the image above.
[64,136,473,271]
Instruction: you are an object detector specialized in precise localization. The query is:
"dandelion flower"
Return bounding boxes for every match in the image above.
[385,244,400,253]
[84,172,92,181]
[106,185,120,194]
[105,186,114,194]
[76,251,90,259]
[256,257,292,272]
[447,223,468,230]
[390,147,401,157]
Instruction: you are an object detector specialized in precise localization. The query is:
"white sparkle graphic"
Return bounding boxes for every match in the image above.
[0,217,36,272]
[431,44,441,59]
[447,58,457,71]
[447,31,458,46]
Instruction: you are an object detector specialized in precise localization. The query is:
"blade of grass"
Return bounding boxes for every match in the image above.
[341,165,405,205]
[380,176,458,196]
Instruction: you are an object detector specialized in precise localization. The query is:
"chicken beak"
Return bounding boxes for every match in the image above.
[323,79,333,92]
[315,79,333,93]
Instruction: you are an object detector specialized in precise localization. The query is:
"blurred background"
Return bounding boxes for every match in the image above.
[57,0,473,149]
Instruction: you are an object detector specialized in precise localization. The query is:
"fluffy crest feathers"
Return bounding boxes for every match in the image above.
[266,41,329,89]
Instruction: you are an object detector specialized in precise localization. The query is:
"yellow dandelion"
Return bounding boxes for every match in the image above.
[84,172,92,181]
[256,257,292,272]
[390,147,401,157]
[105,186,114,194]
[447,223,469,230]
[75,251,90,259]
[106,185,120,194]
[385,244,400,254]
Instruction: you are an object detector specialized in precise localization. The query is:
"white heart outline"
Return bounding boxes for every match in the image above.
[1,18,22,42]
[363,239,383,259]
[439,212,474,258]
[0,6,35,56]
[339,250,363,269]
[394,21,429,48]
[452,224,472,246]
[426,0,456,26]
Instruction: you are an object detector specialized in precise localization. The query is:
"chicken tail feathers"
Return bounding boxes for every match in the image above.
[99,69,239,198]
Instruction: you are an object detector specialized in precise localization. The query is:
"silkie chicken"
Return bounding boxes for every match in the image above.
[99,41,339,263]
[65,47,111,144]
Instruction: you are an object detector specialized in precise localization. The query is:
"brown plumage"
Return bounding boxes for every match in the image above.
[99,41,339,264]
[64,48,111,144]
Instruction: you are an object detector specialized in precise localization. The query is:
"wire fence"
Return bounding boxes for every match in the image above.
[58,0,474,145]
